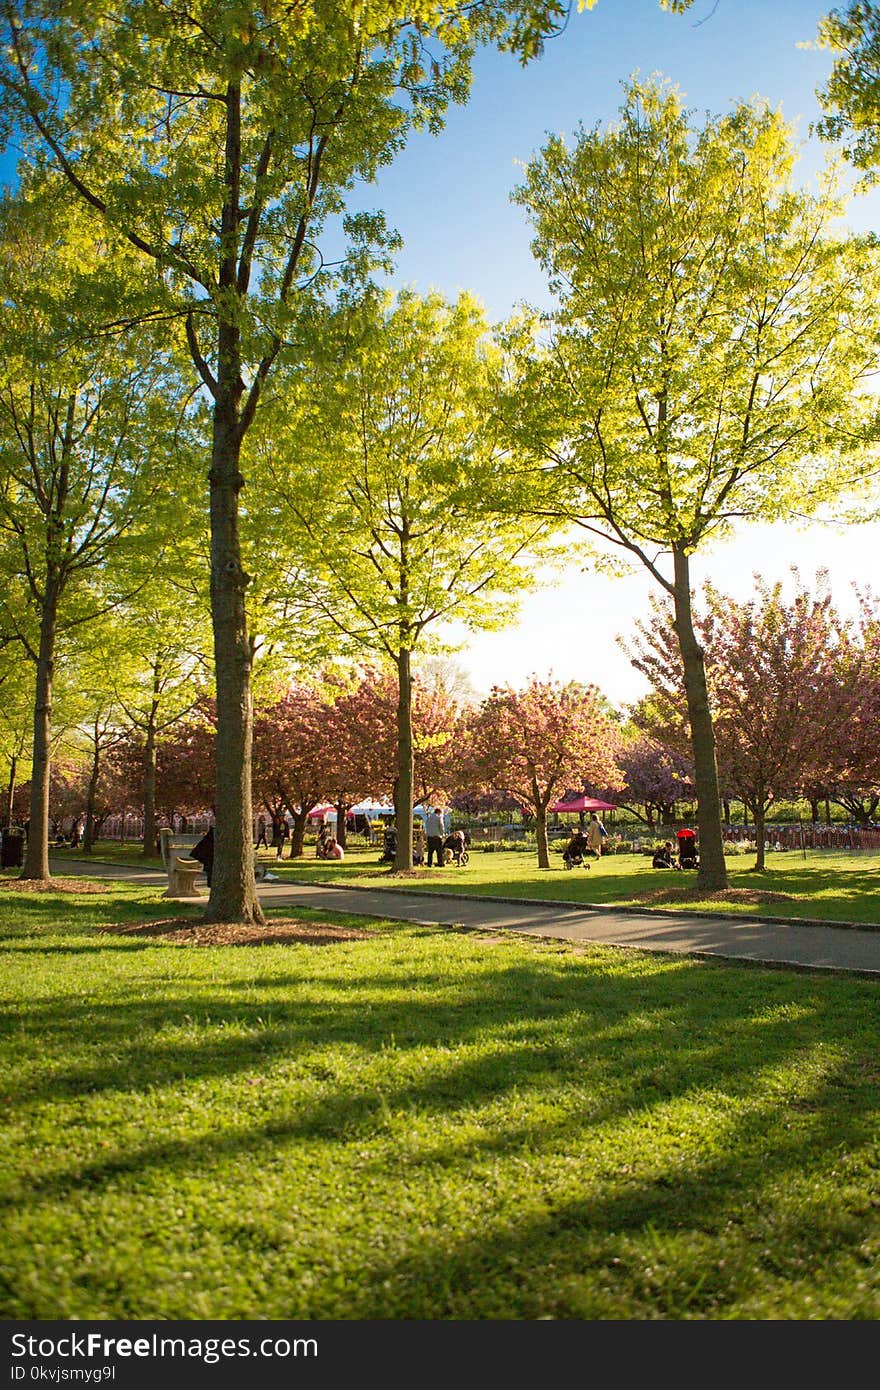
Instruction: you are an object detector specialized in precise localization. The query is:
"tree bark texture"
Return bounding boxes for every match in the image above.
[82,728,100,853]
[207,396,263,923]
[141,687,159,859]
[535,791,550,869]
[202,82,263,925]
[6,753,16,830]
[394,647,414,871]
[671,548,728,892]
[752,797,767,872]
[22,590,58,880]
[290,809,308,858]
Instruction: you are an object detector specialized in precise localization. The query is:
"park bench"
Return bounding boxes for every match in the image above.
[158,827,270,893]
[159,828,205,899]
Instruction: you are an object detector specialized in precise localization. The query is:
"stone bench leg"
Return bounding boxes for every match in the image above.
[163,856,205,898]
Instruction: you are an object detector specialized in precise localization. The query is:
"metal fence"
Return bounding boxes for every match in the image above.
[721,824,880,852]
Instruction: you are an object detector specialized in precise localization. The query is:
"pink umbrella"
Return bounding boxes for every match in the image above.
[548,795,617,814]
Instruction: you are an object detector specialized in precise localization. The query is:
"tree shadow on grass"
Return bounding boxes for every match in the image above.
[3,943,879,1222]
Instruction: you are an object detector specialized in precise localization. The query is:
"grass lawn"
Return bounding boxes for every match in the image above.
[2,871,880,1319]
[259,844,880,927]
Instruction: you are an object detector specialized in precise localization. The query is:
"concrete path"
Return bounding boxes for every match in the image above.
[53,858,880,979]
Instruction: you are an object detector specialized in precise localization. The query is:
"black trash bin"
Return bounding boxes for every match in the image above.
[1,830,24,868]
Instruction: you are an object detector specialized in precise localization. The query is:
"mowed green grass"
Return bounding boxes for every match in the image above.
[266,845,880,926]
[2,873,880,1320]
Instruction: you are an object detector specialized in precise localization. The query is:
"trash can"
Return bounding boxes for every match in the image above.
[1,829,24,868]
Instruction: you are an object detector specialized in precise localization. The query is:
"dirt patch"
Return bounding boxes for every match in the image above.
[0,877,108,893]
[100,916,377,947]
[631,885,798,908]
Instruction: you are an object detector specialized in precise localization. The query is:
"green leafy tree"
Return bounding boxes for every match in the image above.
[507,76,880,890]
[0,0,589,919]
[0,185,186,880]
[263,289,549,870]
[816,2,880,174]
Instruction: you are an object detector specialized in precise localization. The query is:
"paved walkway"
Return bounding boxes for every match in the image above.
[53,858,880,978]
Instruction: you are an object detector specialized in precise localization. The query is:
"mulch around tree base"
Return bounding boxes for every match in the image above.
[0,877,108,893]
[101,917,378,947]
[632,885,798,907]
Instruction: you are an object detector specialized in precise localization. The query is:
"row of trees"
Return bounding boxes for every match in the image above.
[3,2,880,910]
[12,568,880,873]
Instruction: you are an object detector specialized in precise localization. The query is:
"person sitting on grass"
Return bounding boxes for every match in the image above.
[316,822,334,859]
[324,836,345,860]
[652,841,675,869]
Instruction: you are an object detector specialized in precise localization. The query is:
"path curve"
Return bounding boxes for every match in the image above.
[51,858,880,979]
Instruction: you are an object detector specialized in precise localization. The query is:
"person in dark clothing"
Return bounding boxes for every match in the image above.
[271,814,288,860]
[191,826,215,887]
[652,841,675,868]
[562,828,591,869]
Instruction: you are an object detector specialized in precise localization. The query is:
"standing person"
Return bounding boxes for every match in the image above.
[586,812,605,859]
[425,807,445,868]
[271,813,288,860]
[255,814,269,849]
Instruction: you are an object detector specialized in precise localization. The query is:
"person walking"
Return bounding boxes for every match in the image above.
[425,807,445,868]
[586,812,606,859]
[255,814,269,849]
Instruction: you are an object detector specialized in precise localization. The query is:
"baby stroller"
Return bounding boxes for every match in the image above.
[380,826,397,863]
[562,829,591,869]
[443,830,470,867]
[676,828,699,869]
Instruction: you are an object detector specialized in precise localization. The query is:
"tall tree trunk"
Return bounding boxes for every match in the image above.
[751,793,767,872]
[395,647,414,871]
[6,752,16,829]
[203,82,263,925]
[671,547,728,892]
[289,808,308,858]
[82,722,100,854]
[22,589,58,880]
[535,785,550,869]
[825,797,831,826]
[141,684,160,859]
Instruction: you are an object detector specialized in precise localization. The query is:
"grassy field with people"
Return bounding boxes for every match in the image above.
[2,870,880,1319]
[257,844,880,927]
[51,839,880,927]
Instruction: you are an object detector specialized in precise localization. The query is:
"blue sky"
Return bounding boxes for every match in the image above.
[349,0,880,322]
[363,0,880,706]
